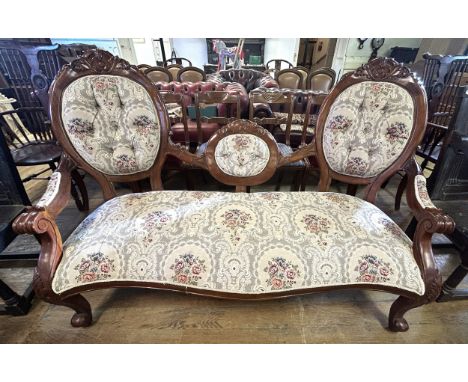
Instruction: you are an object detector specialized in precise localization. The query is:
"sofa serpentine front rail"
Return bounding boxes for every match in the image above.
[13,50,455,331]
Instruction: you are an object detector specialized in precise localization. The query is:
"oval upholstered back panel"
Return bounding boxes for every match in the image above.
[214,134,270,177]
[323,81,414,178]
[61,75,160,176]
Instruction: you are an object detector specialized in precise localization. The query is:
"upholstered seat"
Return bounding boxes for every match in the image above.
[52,191,424,296]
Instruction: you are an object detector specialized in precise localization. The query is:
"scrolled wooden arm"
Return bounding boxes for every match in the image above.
[402,157,455,302]
[166,139,208,170]
[11,155,77,298]
[278,141,316,167]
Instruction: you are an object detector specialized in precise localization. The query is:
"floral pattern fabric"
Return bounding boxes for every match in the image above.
[61,75,161,175]
[323,81,414,177]
[415,175,436,209]
[214,134,270,177]
[36,172,61,207]
[52,191,424,296]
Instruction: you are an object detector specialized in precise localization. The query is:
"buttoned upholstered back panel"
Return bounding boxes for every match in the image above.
[61,75,161,176]
[322,81,414,178]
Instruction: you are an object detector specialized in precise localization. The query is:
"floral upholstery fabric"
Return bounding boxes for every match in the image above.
[36,172,61,207]
[274,112,316,134]
[214,134,270,177]
[52,191,424,296]
[323,81,414,177]
[415,175,436,209]
[61,75,161,175]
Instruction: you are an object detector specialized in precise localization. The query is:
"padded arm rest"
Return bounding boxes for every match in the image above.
[405,158,455,235]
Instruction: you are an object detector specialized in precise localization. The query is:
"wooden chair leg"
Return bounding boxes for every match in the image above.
[292,169,302,191]
[395,174,408,211]
[51,294,92,327]
[275,169,284,191]
[70,169,89,211]
[346,184,358,196]
[388,295,425,332]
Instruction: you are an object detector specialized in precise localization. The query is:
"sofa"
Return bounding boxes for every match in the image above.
[14,50,454,332]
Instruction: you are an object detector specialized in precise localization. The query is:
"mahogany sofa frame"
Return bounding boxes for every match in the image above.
[13,50,454,332]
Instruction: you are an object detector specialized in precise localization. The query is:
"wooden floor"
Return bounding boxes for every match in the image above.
[1,166,468,343]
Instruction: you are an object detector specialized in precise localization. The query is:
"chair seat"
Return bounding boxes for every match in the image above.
[52,191,424,296]
[12,142,62,165]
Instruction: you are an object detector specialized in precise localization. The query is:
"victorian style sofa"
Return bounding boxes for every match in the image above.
[14,50,454,332]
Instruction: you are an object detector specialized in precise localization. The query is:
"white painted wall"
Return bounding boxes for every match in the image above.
[171,38,208,68]
[132,38,158,65]
[264,38,300,66]
[341,38,423,76]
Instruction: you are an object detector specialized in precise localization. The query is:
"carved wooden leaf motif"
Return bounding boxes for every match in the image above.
[67,49,133,74]
[354,57,414,81]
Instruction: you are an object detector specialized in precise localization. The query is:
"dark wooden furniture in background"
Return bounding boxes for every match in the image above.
[0,124,35,315]
[0,107,89,211]
[405,86,468,301]
[265,59,294,79]
[394,54,468,210]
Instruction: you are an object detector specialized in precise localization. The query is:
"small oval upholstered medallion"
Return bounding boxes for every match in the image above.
[214,134,270,177]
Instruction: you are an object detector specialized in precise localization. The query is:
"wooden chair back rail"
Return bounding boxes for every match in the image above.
[159,92,190,148]
[144,66,173,83]
[306,67,336,91]
[177,66,206,82]
[248,91,296,146]
[277,68,304,89]
[164,57,192,67]
[194,91,241,146]
[0,107,53,145]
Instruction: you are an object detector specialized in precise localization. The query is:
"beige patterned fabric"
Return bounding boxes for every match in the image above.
[274,112,316,134]
[52,191,424,296]
[323,81,414,177]
[36,172,61,208]
[61,75,161,175]
[415,175,436,209]
[214,134,270,177]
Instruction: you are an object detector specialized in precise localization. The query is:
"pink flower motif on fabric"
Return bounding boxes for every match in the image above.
[264,257,300,290]
[133,115,157,136]
[386,122,408,143]
[345,157,368,176]
[327,115,352,131]
[74,252,115,284]
[115,154,137,173]
[170,253,206,286]
[355,254,393,284]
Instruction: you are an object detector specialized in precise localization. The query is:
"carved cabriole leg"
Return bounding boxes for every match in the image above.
[388,211,450,332]
[13,209,93,327]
